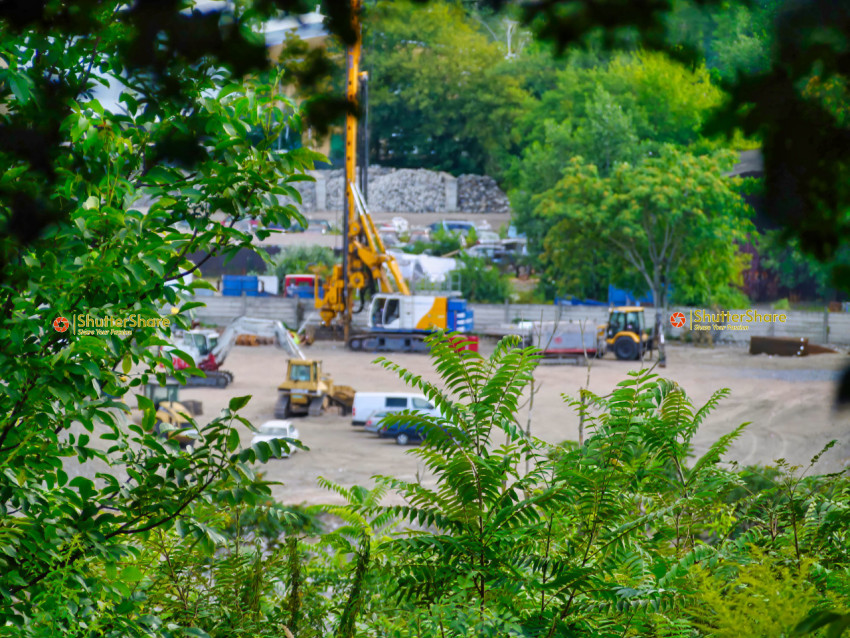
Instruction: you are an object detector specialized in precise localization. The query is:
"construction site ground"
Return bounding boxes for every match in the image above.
[180,340,850,506]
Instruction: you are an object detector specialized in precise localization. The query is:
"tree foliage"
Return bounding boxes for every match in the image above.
[507,51,728,280]
[363,0,527,175]
[268,245,337,281]
[533,148,752,309]
[0,0,322,630]
[455,254,511,303]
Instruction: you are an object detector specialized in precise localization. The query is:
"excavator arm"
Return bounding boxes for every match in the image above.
[350,182,409,296]
[210,316,306,364]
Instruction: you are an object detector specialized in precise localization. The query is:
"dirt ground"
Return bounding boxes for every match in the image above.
[178,340,850,506]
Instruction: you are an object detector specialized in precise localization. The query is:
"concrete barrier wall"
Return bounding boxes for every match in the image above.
[191,296,850,346]
[192,296,300,327]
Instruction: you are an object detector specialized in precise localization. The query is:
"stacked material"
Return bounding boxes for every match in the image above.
[457,174,511,214]
[287,179,316,210]
[284,166,511,214]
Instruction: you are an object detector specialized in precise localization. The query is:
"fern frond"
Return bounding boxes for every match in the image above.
[687,422,750,486]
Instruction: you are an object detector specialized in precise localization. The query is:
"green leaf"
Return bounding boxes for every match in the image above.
[228,395,251,411]
[226,428,240,452]
[119,566,144,583]
[249,441,268,464]
[136,394,154,412]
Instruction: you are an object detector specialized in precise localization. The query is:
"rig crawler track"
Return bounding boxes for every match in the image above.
[347,332,431,353]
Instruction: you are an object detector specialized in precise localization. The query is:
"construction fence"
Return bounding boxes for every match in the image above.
[189,296,850,347]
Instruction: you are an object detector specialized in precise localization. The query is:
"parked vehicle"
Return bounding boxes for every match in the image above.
[428,220,477,236]
[476,230,501,244]
[351,392,437,425]
[284,274,319,299]
[379,417,446,445]
[363,409,393,434]
[250,420,300,458]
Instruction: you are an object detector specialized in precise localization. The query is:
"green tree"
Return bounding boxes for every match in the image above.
[269,245,337,281]
[364,0,527,175]
[508,51,727,274]
[0,1,324,631]
[534,148,752,362]
[455,254,511,302]
[665,0,777,82]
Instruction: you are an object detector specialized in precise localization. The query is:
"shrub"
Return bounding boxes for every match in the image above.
[456,254,512,302]
[268,245,336,280]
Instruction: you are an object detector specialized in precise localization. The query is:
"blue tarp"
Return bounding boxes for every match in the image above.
[608,285,654,306]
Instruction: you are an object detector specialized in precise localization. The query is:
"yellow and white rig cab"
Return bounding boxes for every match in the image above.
[597,306,652,360]
[313,0,473,352]
[346,293,473,352]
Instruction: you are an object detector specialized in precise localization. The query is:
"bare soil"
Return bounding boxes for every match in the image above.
[180,341,850,506]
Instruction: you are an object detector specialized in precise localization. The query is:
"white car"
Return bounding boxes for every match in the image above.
[250,420,300,458]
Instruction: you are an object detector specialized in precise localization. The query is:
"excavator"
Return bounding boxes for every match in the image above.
[165,316,304,387]
[163,316,355,417]
[314,1,473,352]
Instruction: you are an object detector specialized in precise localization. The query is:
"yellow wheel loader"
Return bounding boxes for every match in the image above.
[597,306,652,361]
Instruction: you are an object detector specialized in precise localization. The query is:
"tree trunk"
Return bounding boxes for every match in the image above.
[652,286,667,367]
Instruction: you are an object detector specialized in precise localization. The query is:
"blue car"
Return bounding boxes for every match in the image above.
[379,417,449,446]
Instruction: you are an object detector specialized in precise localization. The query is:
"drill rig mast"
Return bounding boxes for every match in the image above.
[315,0,408,338]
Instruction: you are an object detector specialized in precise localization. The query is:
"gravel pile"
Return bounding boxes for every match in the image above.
[292,165,511,214]
[457,174,511,214]
[369,168,453,213]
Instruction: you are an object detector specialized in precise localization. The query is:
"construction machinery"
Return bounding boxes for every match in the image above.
[274,359,354,418]
[348,292,472,351]
[596,306,652,360]
[133,379,203,447]
[165,316,305,387]
[164,316,354,417]
[313,5,473,351]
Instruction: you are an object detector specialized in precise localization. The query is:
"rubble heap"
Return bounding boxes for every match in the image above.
[288,180,316,211]
[457,174,511,214]
[284,165,511,214]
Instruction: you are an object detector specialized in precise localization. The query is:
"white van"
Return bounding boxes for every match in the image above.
[351,392,438,425]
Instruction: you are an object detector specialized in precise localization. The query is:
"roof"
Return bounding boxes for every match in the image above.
[612,306,645,312]
[263,12,327,46]
[727,149,764,177]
